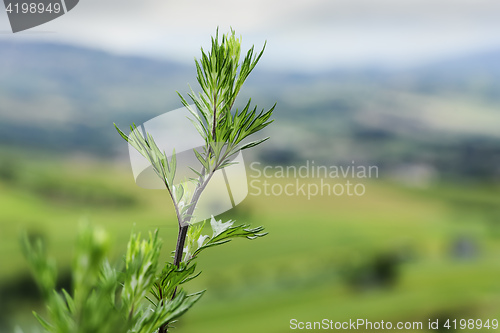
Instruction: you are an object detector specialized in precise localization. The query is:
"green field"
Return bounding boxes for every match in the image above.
[1,157,500,332]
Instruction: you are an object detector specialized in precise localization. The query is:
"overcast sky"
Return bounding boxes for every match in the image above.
[1,0,500,72]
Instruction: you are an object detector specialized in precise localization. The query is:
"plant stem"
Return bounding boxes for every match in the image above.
[212,94,217,143]
[173,224,189,266]
[159,172,211,333]
[160,115,229,332]
[159,321,168,333]
[159,224,189,333]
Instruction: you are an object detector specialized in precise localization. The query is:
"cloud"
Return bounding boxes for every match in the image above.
[1,0,500,71]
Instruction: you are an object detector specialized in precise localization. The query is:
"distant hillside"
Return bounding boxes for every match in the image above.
[380,50,500,99]
[0,41,193,154]
[0,41,499,180]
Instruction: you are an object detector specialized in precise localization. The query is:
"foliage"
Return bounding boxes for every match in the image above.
[22,225,202,333]
[23,29,274,332]
[115,29,275,226]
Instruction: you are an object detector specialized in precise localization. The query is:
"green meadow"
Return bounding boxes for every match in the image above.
[1,157,500,332]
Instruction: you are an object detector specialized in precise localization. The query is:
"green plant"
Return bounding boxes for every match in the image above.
[22,225,201,333]
[23,29,275,333]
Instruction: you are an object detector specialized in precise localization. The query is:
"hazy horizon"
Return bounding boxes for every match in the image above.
[1,0,500,72]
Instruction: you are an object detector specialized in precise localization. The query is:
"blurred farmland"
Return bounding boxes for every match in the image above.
[1,158,500,332]
[0,41,499,332]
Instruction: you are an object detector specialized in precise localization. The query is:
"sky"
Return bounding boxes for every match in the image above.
[1,0,500,72]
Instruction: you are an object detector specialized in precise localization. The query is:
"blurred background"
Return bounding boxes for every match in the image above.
[1,0,500,332]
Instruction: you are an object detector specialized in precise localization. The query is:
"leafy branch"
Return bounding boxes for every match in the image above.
[22,225,203,333]
[24,29,275,333]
